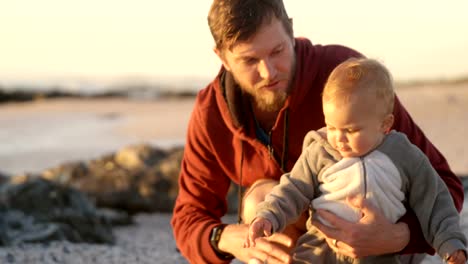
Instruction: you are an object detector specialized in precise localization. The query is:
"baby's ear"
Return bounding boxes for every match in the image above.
[382,114,394,133]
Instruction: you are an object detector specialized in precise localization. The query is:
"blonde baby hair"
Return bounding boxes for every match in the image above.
[322,58,395,116]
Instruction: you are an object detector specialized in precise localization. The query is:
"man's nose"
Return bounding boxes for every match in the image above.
[258,59,277,80]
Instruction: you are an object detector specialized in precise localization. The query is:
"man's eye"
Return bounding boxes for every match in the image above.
[244,58,257,65]
[272,48,282,56]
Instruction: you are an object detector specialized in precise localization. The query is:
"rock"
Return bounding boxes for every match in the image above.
[0,171,9,185]
[15,143,240,215]
[38,144,185,214]
[462,176,468,193]
[0,178,131,246]
[114,144,166,171]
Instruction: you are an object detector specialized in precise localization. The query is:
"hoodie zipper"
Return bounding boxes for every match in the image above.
[360,157,368,198]
[265,109,289,170]
[267,130,274,159]
[251,107,289,169]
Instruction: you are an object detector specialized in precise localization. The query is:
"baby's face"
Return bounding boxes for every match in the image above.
[323,96,389,158]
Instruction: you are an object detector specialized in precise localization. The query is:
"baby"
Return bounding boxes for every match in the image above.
[245,58,467,263]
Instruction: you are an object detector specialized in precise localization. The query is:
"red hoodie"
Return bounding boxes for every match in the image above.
[171,38,463,263]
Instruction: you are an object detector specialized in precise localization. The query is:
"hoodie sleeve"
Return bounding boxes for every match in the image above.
[171,97,233,264]
[392,96,464,254]
[403,144,467,259]
[256,131,332,232]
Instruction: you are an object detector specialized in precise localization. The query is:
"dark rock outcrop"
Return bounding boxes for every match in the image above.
[36,144,240,214]
[462,175,468,193]
[10,144,240,215]
[0,178,131,246]
[0,171,9,185]
[38,144,185,214]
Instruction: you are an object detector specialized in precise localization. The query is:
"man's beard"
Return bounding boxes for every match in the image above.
[250,87,288,112]
[243,59,295,112]
[234,72,294,112]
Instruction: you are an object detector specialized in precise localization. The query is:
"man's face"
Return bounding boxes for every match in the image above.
[215,18,296,112]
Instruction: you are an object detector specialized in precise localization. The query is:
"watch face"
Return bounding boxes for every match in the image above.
[211,225,223,244]
[209,224,234,259]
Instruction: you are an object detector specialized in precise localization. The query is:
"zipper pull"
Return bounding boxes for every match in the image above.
[268,144,273,159]
[268,131,273,159]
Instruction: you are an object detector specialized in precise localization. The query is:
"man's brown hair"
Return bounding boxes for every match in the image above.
[208,0,293,51]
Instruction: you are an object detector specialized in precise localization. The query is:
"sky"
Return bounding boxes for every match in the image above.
[1,0,467,88]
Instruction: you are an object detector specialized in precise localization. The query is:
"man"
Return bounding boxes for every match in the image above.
[171,0,464,263]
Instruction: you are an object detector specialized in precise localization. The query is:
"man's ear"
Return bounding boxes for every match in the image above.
[382,114,394,133]
[213,47,231,72]
[289,18,295,47]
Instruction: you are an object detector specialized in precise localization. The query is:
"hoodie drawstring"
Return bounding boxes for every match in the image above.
[236,108,290,223]
[281,109,289,171]
[237,141,244,224]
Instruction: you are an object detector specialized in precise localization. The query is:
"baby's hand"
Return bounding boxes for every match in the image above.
[244,217,273,248]
[446,249,467,264]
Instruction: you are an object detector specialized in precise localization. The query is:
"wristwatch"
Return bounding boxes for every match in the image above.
[209,224,234,260]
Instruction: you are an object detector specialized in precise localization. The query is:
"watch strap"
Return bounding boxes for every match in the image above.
[209,224,234,260]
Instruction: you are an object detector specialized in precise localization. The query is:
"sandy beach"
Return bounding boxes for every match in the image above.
[395,84,468,175]
[0,97,195,175]
[0,84,467,263]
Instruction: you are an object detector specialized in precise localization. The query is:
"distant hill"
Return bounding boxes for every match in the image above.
[0,84,198,104]
[396,75,468,88]
[2,74,467,104]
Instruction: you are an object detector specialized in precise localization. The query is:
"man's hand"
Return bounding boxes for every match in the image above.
[219,223,293,263]
[447,250,467,264]
[312,196,410,258]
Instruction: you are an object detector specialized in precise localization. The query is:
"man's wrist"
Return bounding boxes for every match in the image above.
[210,224,234,260]
[393,222,410,252]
